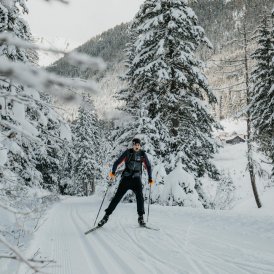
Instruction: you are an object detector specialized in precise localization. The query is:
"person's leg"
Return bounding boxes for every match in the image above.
[104,177,129,216]
[98,178,129,227]
[132,177,145,217]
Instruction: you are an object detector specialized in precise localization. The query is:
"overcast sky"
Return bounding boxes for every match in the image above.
[26,0,144,45]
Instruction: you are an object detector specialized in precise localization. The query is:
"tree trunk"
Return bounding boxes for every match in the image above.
[243,22,262,208]
[84,182,88,196]
[91,179,95,195]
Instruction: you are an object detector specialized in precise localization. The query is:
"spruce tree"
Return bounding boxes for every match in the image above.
[0,0,72,192]
[117,0,220,207]
[250,14,274,175]
[72,97,101,196]
[0,0,42,188]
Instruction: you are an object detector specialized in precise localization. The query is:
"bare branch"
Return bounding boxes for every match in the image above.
[213,82,245,91]
[0,234,47,273]
[0,201,32,215]
[0,255,56,264]
[208,59,246,63]
[40,0,69,4]
[212,68,243,74]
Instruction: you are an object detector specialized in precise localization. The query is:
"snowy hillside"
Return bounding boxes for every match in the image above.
[33,37,79,67]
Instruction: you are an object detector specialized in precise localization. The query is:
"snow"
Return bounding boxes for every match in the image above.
[0,148,8,166]
[17,196,274,274]
[0,133,8,166]
[0,0,15,10]
[234,188,274,215]
[60,122,72,142]
[219,118,247,136]
[11,101,39,137]
[213,119,272,204]
[33,36,80,67]
[160,162,202,207]
[2,118,272,273]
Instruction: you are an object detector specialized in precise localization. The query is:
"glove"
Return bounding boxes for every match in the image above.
[148,178,154,185]
[109,171,115,180]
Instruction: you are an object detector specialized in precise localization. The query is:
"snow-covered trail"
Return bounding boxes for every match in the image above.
[18,197,274,274]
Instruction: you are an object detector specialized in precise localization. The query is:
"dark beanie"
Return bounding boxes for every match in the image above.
[132,138,141,145]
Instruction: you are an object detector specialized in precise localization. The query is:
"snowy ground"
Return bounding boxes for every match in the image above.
[3,119,273,274]
[213,119,272,205]
[16,195,274,274]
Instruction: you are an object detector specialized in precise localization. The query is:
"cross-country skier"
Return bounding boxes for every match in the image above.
[98,138,154,227]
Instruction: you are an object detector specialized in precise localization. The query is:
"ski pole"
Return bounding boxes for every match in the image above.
[94,182,111,226]
[147,183,151,223]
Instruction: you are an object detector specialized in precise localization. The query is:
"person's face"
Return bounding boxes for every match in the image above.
[133,143,141,152]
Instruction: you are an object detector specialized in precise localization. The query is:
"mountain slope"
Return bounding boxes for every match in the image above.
[48,0,273,79]
[47,0,274,120]
[47,23,130,79]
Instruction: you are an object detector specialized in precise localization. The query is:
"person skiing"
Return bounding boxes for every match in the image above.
[98,138,154,227]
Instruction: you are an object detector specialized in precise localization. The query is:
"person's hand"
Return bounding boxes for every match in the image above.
[148,178,154,185]
[109,171,115,181]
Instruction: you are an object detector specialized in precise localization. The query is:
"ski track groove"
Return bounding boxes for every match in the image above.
[146,220,274,274]
[62,205,73,274]
[53,204,72,274]
[115,217,162,274]
[165,228,252,274]
[90,213,170,274]
[70,207,109,274]
[75,208,138,274]
[192,233,274,274]
[162,229,212,274]
[115,218,162,273]
[54,203,71,274]
[19,198,274,274]
[185,228,274,274]
[118,220,182,274]
[104,223,160,274]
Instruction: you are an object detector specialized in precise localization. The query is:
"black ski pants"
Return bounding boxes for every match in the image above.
[105,176,145,216]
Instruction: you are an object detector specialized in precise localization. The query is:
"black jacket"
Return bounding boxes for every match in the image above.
[112,149,152,179]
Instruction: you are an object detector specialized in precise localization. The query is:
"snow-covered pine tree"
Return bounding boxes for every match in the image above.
[71,97,101,196]
[250,13,274,175]
[0,0,43,189]
[0,0,72,192]
[118,0,220,207]
[35,95,72,193]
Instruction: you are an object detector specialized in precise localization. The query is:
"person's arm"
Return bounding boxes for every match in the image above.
[143,152,152,180]
[112,150,128,174]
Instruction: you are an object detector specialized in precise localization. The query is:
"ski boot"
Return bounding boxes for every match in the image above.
[98,214,109,227]
[138,215,146,227]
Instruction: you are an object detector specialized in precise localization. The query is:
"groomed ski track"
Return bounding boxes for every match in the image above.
[18,197,274,274]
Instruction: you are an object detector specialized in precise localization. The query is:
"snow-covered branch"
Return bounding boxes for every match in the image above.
[0,235,49,273]
[0,32,106,98]
[0,33,106,71]
[0,58,99,94]
[41,0,68,3]
[0,201,32,215]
